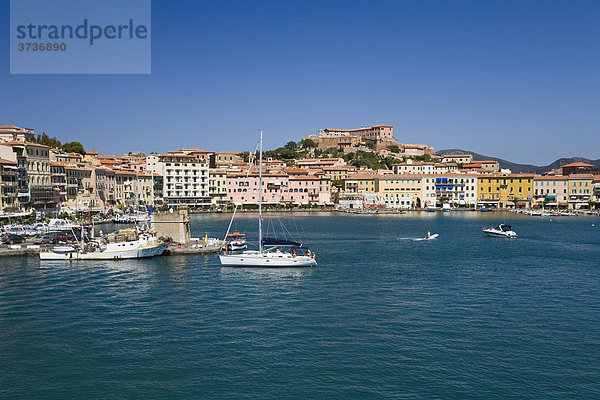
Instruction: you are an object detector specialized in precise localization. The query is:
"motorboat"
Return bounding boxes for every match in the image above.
[425,232,439,240]
[47,219,80,230]
[442,203,452,212]
[425,204,436,212]
[226,232,247,251]
[483,224,517,238]
[219,130,317,268]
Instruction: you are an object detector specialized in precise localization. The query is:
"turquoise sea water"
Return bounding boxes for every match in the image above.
[1,212,599,399]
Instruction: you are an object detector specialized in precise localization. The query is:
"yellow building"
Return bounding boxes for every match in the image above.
[341,173,379,194]
[323,166,356,182]
[567,174,593,209]
[478,174,534,208]
[377,174,422,209]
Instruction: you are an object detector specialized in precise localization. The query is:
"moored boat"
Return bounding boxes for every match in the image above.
[226,232,248,251]
[219,130,317,268]
[39,229,168,260]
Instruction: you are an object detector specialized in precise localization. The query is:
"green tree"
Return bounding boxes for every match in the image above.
[239,151,250,163]
[33,132,62,149]
[300,138,317,148]
[283,141,298,151]
[387,144,400,153]
[62,141,86,155]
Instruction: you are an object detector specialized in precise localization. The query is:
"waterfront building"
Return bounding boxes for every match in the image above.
[50,162,67,207]
[160,153,210,207]
[341,173,379,194]
[421,176,437,207]
[287,176,321,205]
[152,174,163,205]
[145,154,163,175]
[226,172,288,205]
[1,141,55,209]
[65,165,95,211]
[477,174,534,209]
[567,174,593,209]
[533,176,568,208]
[0,158,19,210]
[317,174,332,205]
[593,176,600,206]
[92,166,116,208]
[209,168,228,206]
[432,174,478,207]
[376,174,422,209]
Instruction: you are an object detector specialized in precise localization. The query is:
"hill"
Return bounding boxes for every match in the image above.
[437,149,600,174]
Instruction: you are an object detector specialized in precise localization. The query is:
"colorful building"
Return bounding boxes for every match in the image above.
[533,176,568,208]
[478,174,534,208]
[377,174,422,209]
[567,174,593,209]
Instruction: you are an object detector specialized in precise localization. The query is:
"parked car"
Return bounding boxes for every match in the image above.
[2,233,25,245]
[33,233,58,245]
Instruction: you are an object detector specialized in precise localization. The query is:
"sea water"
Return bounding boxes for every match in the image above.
[1,212,599,398]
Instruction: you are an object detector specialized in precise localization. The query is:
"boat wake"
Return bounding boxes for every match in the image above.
[397,234,439,242]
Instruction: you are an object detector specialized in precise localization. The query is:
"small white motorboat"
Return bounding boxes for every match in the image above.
[442,203,452,212]
[425,204,437,212]
[226,232,248,251]
[483,224,517,238]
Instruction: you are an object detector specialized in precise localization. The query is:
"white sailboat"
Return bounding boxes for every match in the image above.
[219,130,317,268]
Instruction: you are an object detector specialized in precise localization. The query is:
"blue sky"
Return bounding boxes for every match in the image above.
[1,0,598,165]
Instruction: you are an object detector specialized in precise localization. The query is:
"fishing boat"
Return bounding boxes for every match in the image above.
[40,230,168,260]
[219,130,317,268]
[483,224,517,238]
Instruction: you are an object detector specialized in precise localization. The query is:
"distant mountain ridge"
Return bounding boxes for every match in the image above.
[437,149,600,174]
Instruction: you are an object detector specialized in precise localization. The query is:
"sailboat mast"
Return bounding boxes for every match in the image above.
[258,129,263,254]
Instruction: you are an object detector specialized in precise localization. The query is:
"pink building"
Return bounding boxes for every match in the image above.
[226,173,329,205]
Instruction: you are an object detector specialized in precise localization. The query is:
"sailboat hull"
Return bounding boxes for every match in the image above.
[219,253,317,267]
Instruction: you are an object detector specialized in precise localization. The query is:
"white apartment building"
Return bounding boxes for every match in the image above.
[421,176,437,207]
[160,154,210,207]
[146,154,163,175]
[432,174,478,206]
